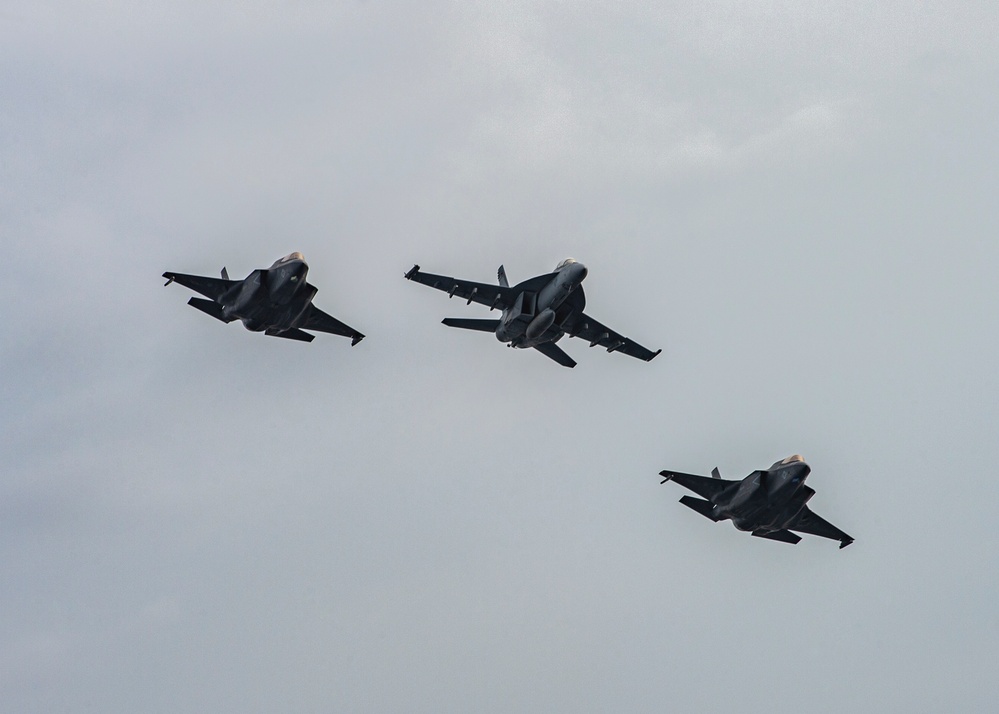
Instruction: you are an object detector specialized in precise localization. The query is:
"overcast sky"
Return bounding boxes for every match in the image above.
[3,2,999,712]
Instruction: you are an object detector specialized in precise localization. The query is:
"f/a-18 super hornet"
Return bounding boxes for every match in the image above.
[163,252,364,345]
[404,259,660,368]
[659,455,854,548]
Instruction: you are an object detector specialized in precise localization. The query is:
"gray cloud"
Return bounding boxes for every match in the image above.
[3,2,998,712]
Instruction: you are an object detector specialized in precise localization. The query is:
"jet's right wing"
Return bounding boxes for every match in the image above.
[659,470,735,500]
[786,506,854,548]
[302,305,365,346]
[163,272,234,301]
[405,265,515,311]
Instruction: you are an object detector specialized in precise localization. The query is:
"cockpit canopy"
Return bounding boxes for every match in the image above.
[556,258,578,270]
[277,251,305,263]
[780,454,805,465]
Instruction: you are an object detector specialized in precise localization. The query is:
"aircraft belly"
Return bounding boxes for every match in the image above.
[727,500,773,532]
[495,320,524,343]
[497,312,564,348]
[515,328,565,349]
[234,299,308,333]
[537,280,569,312]
[525,308,556,340]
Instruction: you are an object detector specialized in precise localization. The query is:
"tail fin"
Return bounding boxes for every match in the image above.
[497,265,509,287]
[711,467,722,479]
[221,267,229,281]
[441,318,501,333]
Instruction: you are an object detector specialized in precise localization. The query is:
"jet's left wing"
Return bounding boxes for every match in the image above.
[566,312,661,362]
[659,470,735,500]
[302,305,365,346]
[163,272,234,301]
[405,265,515,311]
[786,506,854,548]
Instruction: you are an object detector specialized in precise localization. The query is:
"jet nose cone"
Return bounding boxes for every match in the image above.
[573,263,588,281]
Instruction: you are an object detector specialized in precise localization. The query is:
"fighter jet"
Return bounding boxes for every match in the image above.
[659,455,854,548]
[163,252,364,345]
[404,260,660,368]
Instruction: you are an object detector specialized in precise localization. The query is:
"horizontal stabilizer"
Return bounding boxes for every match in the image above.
[441,318,501,333]
[533,341,577,368]
[752,529,802,545]
[266,328,315,342]
[187,298,233,323]
[679,495,719,521]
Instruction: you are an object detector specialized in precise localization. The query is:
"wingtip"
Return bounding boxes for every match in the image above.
[839,538,854,549]
[351,334,365,347]
[404,264,420,280]
[659,470,674,483]
[648,348,663,361]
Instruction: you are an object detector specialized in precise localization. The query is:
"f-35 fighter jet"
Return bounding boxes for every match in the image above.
[659,455,854,548]
[404,259,660,368]
[164,252,364,345]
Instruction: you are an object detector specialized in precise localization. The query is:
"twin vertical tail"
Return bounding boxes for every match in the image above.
[497,265,509,288]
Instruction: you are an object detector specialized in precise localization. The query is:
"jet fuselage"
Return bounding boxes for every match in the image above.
[496,259,588,348]
[220,253,316,333]
[710,456,813,534]
[661,456,852,547]
[165,252,365,344]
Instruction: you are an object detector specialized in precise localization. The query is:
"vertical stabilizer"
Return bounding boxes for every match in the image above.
[497,265,509,287]
[221,267,229,281]
[711,467,722,479]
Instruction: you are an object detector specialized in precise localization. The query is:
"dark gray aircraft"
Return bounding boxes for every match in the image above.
[404,259,660,368]
[163,252,364,345]
[659,455,854,548]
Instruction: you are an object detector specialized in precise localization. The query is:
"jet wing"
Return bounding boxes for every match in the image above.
[659,470,735,500]
[405,265,515,311]
[301,305,365,346]
[163,272,234,301]
[786,506,854,548]
[566,312,661,362]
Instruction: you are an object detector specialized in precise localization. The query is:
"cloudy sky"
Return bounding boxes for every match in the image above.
[3,2,998,711]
